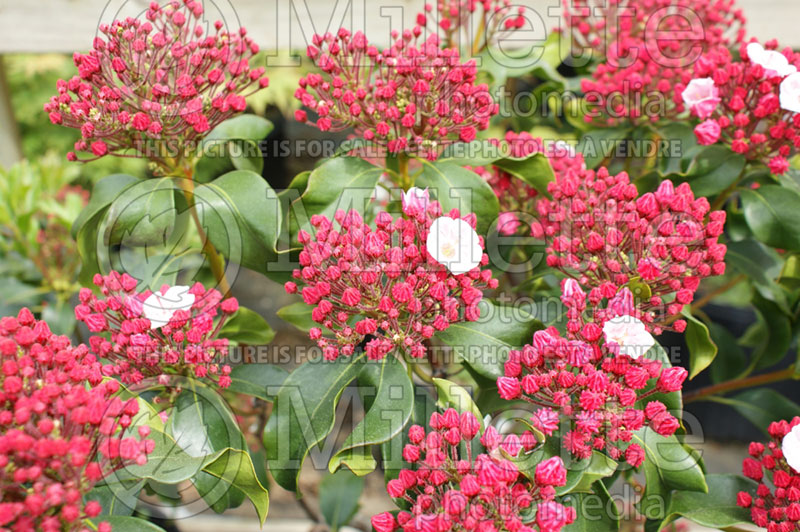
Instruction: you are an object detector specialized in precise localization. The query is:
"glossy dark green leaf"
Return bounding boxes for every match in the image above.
[435,299,544,380]
[289,156,383,235]
[104,177,181,247]
[725,388,800,434]
[708,323,747,384]
[683,311,717,380]
[726,239,788,313]
[577,128,631,169]
[750,294,793,370]
[227,363,289,402]
[276,301,316,332]
[264,353,366,493]
[84,480,143,517]
[415,159,500,235]
[561,482,620,531]
[492,152,556,198]
[218,307,275,345]
[655,474,756,530]
[329,355,413,475]
[71,174,140,239]
[202,115,274,145]
[319,469,365,531]
[87,516,167,531]
[192,469,245,514]
[194,170,281,274]
[166,381,269,523]
[678,145,745,197]
[741,185,800,251]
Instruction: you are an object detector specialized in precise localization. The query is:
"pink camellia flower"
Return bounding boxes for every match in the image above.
[0,309,153,531]
[44,0,269,170]
[370,409,575,532]
[694,119,722,145]
[682,78,721,119]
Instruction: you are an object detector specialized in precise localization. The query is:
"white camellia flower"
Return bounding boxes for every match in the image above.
[783,424,800,473]
[602,315,655,359]
[780,72,800,113]
[142,285,195,329]
[747,42,797,78]
[426,217,482,275]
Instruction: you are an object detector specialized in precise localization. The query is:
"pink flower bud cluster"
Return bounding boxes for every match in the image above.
[415,1,527,53]
[44,0,269,169]
[737,418,800,531]
[371,409,576,532]
[686,41,800,175]
[470,132,586,235]
[496,325,686,466]
[531,166,726,332]
[284,203,498,361]
[74,271,239,387]
[0,308,153,531]
[565,0,745,125]
[295,28,498,160]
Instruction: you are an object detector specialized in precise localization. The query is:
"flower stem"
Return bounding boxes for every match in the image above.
[176,170,232,297]
[683,366,798,403]
[398,152,411,191]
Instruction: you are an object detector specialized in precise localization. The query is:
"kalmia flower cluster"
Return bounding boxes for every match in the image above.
[74,271,239,387]
[0,309,153,531]
[415,1,527,53]
[565,0,745,125]
[285,194,497,361]
[371,409,576,532]
[683,40,800,175]
[295,28,498,160]
[496,321,686,466]
[531,167,727,332]
[44,0,269,169]
[738,417,800,531]
[470,131,586,235]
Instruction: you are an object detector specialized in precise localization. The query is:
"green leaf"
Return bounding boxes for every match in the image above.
[87,516,167,532]
[72,174,140,239]
[492,152,556,198]
[415,159,500,235]
[108,429,209,485]
[656,474,756,530]
[435,299,543,380]
[319,470,365,531]
[200,448,271,524]
[561,482,620,531]
[290,156,383,234]
[192,469,245,514]
[683,311,717,379]
[741,185,800,251]
[725,388,800,434]
[432,377,483,430]
[750,294,793,370]
[572,452,618,493]
[726,239,789,313]
[166,381,269,524]
[676,145,746,197]
[631,428,707,519]
[708,324,747,384]
[202,114,274,145]
[218,307,275,345]
[264,353,366,493]
[276,301,316,332]
[227,363,289,402]
[84,480,143,517]
[104,177,181,247]
[329,355,413,475]
[194,169,281,274]
[577,128,631,169]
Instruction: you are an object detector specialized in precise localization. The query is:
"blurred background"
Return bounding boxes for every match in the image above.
[0,0,799,530]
